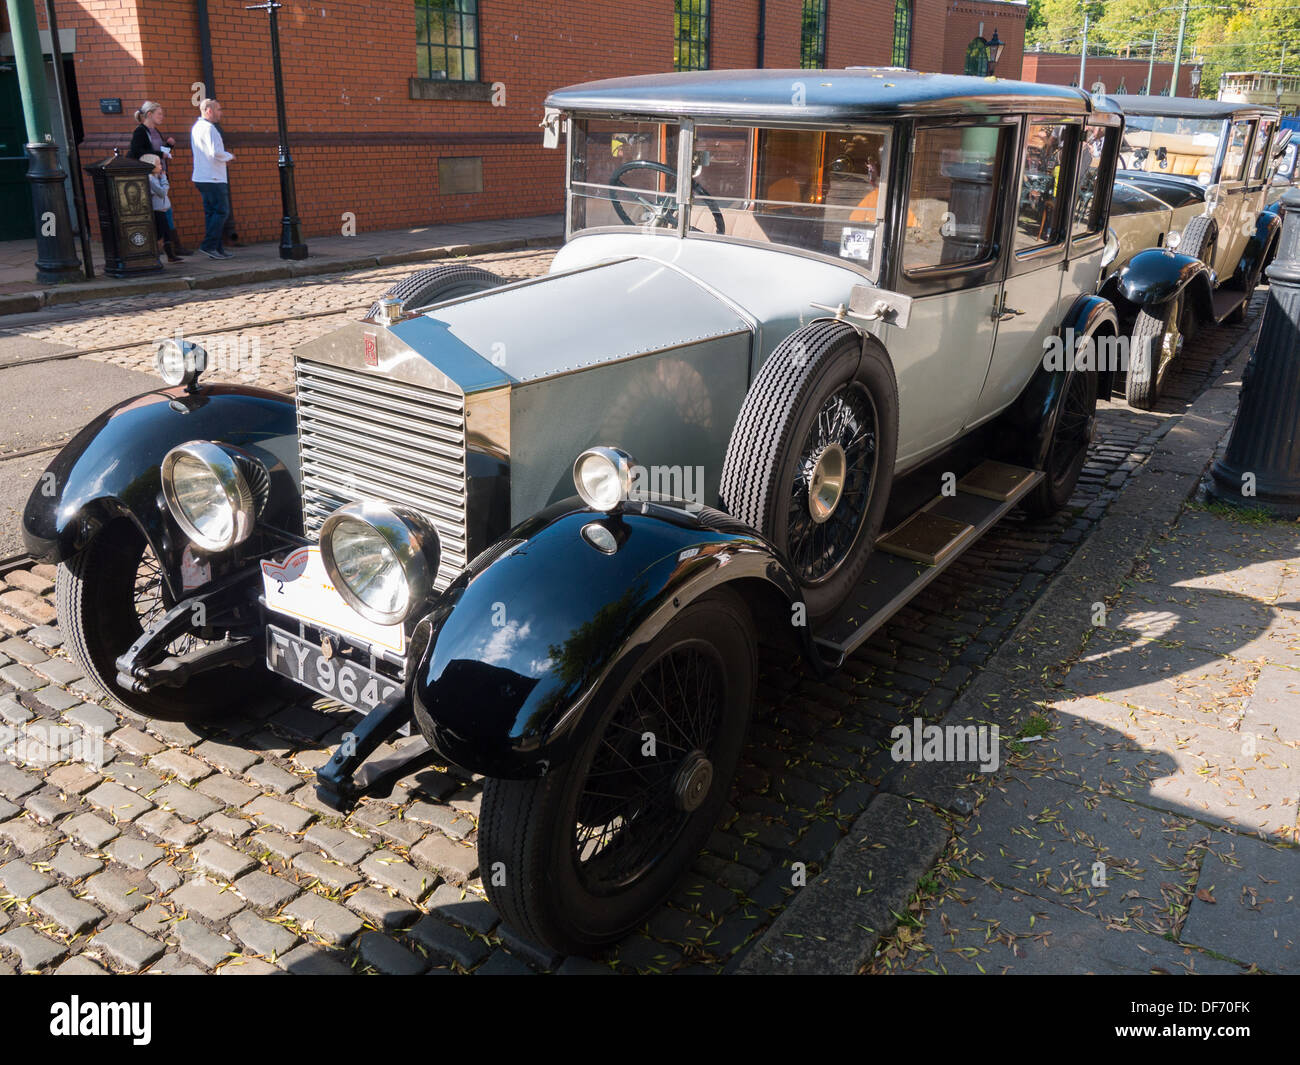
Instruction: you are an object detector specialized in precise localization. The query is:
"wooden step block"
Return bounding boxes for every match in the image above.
[877,510,975,566]
[958,460,1038,502]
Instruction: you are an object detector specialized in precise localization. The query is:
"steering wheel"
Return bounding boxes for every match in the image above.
[609,160,727,234]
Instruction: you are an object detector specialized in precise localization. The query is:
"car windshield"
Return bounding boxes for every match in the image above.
[568,117,892,278]
[1117,114,1224,181]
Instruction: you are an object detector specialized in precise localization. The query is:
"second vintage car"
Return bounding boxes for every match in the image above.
[25,69,1126,956]
[1101,95,1285,409]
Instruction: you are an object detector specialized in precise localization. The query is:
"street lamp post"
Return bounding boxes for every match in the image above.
[246,1,307,260]
[986,29,1005,78]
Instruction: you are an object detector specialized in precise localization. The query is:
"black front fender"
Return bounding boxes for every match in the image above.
[22,384,300,599]
[411,500,808,779]
[1117,247,1214,317]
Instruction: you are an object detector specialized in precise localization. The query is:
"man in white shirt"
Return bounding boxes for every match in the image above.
[191,99,235,259]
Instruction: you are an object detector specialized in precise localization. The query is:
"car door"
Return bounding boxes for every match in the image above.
[1243,116,1277,234]
[970,115,1078,426]
[888,117,1016,465]
[1213,117,1256,275]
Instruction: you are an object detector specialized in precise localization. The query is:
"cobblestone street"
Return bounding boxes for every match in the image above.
[0,249,1293,975]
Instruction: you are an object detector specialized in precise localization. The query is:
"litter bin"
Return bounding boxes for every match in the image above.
[84,152,161,278]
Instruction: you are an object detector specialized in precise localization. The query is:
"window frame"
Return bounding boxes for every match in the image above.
[800,0,829,69]
[1247,117,1276,186]
[1068,119,1121,257]
[414,0,481,83]
[895,116,1018,297]
[1007,115,1081,276]
[675,0,711,72]
[1219,118,1256,183]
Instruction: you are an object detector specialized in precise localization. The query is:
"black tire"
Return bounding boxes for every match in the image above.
[478,590,757,956]
[56,518,264,720]
[1023,367,1098,518]
[1126,294,1185,411]
[366,263,503,318]
[719,321,897,624]
[1178,214,1216,269]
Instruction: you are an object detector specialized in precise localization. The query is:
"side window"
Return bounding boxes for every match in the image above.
[1223,119,1254,181]
[1015,120,1073,253]
[903,124,1010,274]
[1072,124,1116,239]
[1249,118,1276,182]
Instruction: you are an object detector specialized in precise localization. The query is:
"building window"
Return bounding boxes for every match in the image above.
[963,37,988,76]
[675,0,710,71]
[416,0,479,81]
[801,0,828,69]
[891,0,912,67]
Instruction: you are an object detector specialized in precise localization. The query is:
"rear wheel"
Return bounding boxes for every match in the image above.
[1126,293,1187,411]
[477,590,757,956]
[1024,368,1097,518]
[719,321,898,624]
[56,519,262,720]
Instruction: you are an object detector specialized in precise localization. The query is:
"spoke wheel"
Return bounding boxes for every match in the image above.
[1024,366,1098,518]
[56,518,263,720]
[719,321,898,624]
[1127,296,1185,411]
[785,384,878,586]
[477,590,757,956]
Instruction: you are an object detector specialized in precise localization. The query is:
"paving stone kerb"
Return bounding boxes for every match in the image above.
[738,321,1262,974]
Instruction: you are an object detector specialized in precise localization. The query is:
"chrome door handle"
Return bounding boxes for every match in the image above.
[998,306,1025,321]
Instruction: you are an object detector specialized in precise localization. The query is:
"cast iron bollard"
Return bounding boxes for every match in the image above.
[1207,186,1300,517]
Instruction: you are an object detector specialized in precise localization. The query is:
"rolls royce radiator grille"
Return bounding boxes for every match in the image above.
[294,358,468,591]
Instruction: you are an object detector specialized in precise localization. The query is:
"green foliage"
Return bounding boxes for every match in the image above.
[1028,0,1300,96]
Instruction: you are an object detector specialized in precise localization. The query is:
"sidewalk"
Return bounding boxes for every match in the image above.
[740,313,1300,975]
[0,214,563,317]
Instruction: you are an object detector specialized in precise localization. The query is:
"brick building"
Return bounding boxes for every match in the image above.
[1,1,1027,247]
[1022,50,1202,99]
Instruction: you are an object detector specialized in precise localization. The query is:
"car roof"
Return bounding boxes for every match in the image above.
[547,68,1104,122]
[1104,94,1279,120]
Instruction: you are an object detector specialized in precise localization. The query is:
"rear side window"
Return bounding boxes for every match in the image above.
[1222,119,1255,181]
[1014,120,1074,253]
[903,124,1011,274]
[1249,118,1276,182]
[1072,124,1117,239]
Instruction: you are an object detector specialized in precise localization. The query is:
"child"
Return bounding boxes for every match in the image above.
[140,153,184,263]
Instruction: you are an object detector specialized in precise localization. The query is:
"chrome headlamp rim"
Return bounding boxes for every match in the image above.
[319,501,441,627]
[155,338,207,390]
[160,440,257,552]
[572,446,637,512]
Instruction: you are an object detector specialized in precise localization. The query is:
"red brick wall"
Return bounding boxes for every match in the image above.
[943,2,1026,80]
[29,0,1028,247]
[1022,52,1200,98]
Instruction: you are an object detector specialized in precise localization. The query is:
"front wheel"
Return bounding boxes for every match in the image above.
[56,519,264,720]
[1126,294,1187,411]
[477,590,757,956]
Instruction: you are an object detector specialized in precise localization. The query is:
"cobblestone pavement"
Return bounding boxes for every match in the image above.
[0,256,1281,974]
[1,248,557,395]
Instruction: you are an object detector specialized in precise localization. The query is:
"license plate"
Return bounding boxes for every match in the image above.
[266,625,400,712]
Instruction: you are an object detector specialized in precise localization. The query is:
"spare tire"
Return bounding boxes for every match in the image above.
[719,320,898,624]
[367,263,504,318]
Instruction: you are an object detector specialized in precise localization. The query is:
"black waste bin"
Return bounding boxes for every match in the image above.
[84,152,162,278]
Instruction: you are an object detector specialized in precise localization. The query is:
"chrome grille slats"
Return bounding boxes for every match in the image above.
[295,358,469,590]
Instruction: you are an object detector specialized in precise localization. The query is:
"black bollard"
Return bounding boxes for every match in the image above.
[1207,187,1300,517]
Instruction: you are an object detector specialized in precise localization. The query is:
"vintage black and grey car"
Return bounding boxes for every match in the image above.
[1100,96,1286,409]
[24,69,1127,956]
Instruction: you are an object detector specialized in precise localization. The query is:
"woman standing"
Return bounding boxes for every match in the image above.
[129,102,188,256]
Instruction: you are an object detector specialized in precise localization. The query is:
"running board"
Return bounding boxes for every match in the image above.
[1212,286,1246,322]
[813,460,1044,663]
